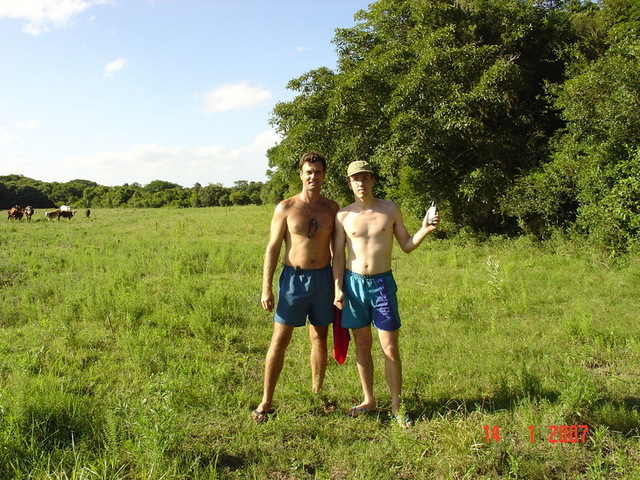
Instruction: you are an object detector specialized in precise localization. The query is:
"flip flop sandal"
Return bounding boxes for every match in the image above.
[392,414,414,428]
[347,405,375,418]
[251,408,275,424]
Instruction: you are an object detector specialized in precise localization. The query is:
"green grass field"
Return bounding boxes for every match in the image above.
[1,207,639,479]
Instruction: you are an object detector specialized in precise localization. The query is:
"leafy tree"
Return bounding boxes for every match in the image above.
[228,181,264,206]
[190,183,203,207]
[49,181,95,206]
[0,175,54,209]
[13,185,53,209]
[229,190,251,205]
[0,182,9,209]
[65,179,98,201]
[0,175,26,183]
[83,186,112,208]
[144,180,183,194]
[106,185,139,208]
[268,67,341,194]
[506,0,640,252]
[260,167,291,205]
[196,183,229,207]
[219,194,231,207]
[268,0,574,233]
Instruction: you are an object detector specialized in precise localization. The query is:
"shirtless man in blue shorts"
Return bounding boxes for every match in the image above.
[332,160,439,426]
[253,151,340,423]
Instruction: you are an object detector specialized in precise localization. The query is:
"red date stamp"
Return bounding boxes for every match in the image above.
[483,425,589,443]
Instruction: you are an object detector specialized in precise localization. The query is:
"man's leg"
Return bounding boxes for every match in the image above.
[350,325,376,413]
[257,322,295,412]
[378,328,402,416]
[308,324,329,394]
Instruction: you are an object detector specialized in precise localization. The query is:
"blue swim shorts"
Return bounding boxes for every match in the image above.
[274,264,334,327]
[341,270,401,331]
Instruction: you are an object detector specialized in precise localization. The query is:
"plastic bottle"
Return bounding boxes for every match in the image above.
[426,201,437,225]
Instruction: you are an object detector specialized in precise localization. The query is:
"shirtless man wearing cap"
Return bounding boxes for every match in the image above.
[253,151,340,423]
[332,160,439,426]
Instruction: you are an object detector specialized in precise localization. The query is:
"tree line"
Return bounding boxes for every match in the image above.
[0,175,269,210]
[266,0,640,253]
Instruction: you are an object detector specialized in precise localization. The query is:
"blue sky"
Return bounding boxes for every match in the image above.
[0,0,371,187]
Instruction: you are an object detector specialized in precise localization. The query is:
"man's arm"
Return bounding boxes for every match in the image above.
[261,203,287,312]
[327,200,340,259]
[393,203,439,253]
[332,211,347,309]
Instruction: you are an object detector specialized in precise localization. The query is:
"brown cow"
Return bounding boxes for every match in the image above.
[8,206,23,220]
[59,210,75,220]
[45,210,61,220]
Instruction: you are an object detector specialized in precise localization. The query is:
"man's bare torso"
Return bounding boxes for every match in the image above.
[338,198,398,275]
[281,195,338,269]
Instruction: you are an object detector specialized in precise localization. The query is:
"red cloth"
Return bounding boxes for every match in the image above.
[332,307,350,365]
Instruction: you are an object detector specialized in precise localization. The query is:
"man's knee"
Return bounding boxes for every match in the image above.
[381,344,400,363]
[269,324,294,351]
[378,330,400,360]
[309,325,329,345]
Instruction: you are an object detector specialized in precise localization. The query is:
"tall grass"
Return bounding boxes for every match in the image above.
[1,207,639,479]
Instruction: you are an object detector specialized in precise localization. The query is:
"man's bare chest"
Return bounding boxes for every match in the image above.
[344,212,394,240]
[288,203,334,237]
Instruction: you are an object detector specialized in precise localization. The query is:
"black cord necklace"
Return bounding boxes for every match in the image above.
[304,201,318,238]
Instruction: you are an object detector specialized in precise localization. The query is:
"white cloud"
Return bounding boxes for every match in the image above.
[200,81,272,113]
[17,120,39,129]
[104,57,127,77]
[252,129,282,150]
[296,46,311,52]
[0,0,106,35]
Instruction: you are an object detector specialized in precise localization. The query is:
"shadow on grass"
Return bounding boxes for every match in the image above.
[408,393,640,437]
[165,423,248,475]
[588,396,640,435]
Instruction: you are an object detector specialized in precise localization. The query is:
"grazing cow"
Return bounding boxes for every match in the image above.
[85,209,91,218]
[7,206,23,220]
[45,210,61,220]
[59,210,75,220]
[23,206,34,221]
[59,205,72,212]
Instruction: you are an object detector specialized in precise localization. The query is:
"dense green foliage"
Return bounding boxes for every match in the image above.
[506,0,640,253]
[1,207,640,478]
[267,0,640,252]
[0,175,265,210]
